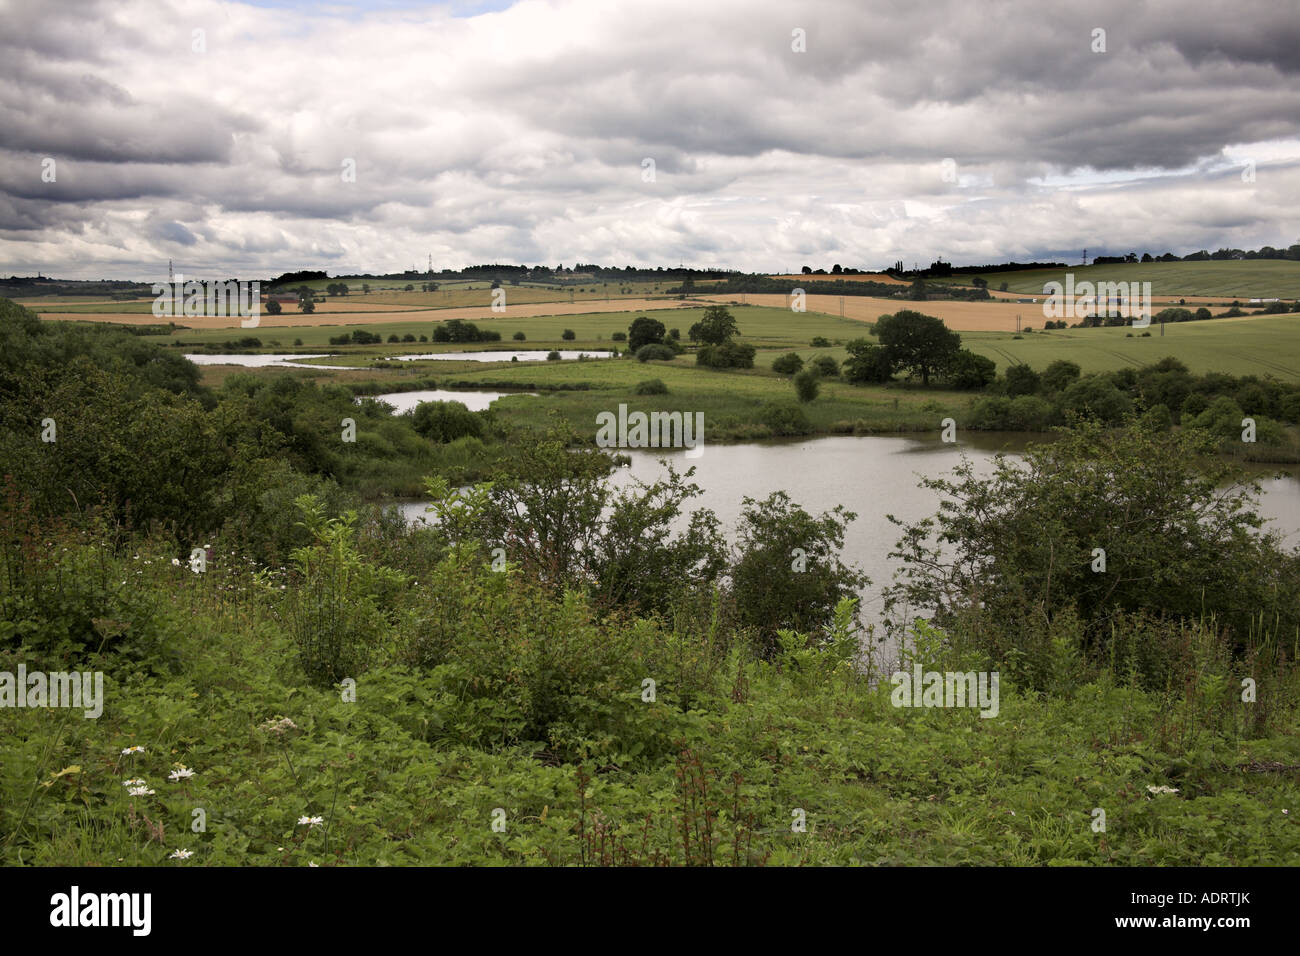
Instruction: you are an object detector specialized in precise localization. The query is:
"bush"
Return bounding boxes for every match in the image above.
[810,355,839,377]
[771,352,804,375]
[842,339,893,383]
[1059,376,1132,424]
[696,342,756,369]
[1278,392,1300,424]
[611,332,627,342]
[284,497,408,686]
[1041,359,1082,393]
[945,349,996,389]
[636,343,677,362]
[628,317,667,352]
[810,336,831,348]
[562,329,576,340]
[546,350,562,361]
[969,395,1055,431]
[513,331,526,341]
[1004,364,1039,397]
[411,400,484,443]
[633,378,668,395]
[885,422,1300,681]
[793,369,820,402]
[729,491,867,657]
[759,402,811,435]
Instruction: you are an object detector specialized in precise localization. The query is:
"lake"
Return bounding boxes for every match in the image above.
[397,433,1300,663]
[184,353,365,370]
[391,350,613,362]
[365,389,538,413]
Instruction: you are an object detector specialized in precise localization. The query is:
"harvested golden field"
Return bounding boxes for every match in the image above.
[37,297,703,329]
[699,293,1087,332]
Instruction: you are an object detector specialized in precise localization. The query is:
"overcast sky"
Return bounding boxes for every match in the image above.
[2,0,1299,279]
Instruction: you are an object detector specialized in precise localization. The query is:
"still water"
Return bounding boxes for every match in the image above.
[366,390,537,413]
[392,350,612,362]
[398,433,1300,655]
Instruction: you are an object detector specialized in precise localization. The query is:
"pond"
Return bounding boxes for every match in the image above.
[184,353,365,370]
[364,389,538,414]
[390,350,613,362]
[396,432,1300,663]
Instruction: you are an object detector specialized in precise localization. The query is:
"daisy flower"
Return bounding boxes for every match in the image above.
[120,745,145,755]
[128,786,156,797]
[168,766,196,781]
[123,778,147,788]
[168,849,193,860]
[297,816,325,827]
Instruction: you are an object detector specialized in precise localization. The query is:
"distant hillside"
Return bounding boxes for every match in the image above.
[941,260,1300,298]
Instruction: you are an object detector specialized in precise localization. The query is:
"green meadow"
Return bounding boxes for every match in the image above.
[950,259,1300,298]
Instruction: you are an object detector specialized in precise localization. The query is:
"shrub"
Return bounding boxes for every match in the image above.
[696,342,756,369]
[810,336,831,348]
[1040,359,1082,393]
[1059,376,1132,424]
[562,329,576,340]
[411,400,484,443]
[793,369,820,402]
[611,332,627,342]
[945,349,996,390]
[628,317,667,351]
[810,355,839,377]
[1004,364,1039,397]
[771,352,804,375]
[885,421,1300,681]
[284,497,408,686]
[633,378,668,395]
[759,402,812,435]
[513,331,526,341]
[842,339,892,383]
[636,343,677,362]
[729,492,867,657]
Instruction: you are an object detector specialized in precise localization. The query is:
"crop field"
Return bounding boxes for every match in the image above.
[941,260,1300,298]
[960,314,1300,381]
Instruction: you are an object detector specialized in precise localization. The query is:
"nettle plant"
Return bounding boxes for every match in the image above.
[280,495,408,686]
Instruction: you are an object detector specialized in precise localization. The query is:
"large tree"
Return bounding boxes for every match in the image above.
[875,310,960,385]
[627,316,666,352]
[688,305,739,346]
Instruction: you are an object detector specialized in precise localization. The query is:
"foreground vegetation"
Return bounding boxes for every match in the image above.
[2,296,1298,866]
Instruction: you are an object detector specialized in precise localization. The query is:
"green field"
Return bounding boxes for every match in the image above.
[961,315,1300,382]
[146,306,871,351]
[947,260,1300,298]
[150,304,1300,383]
